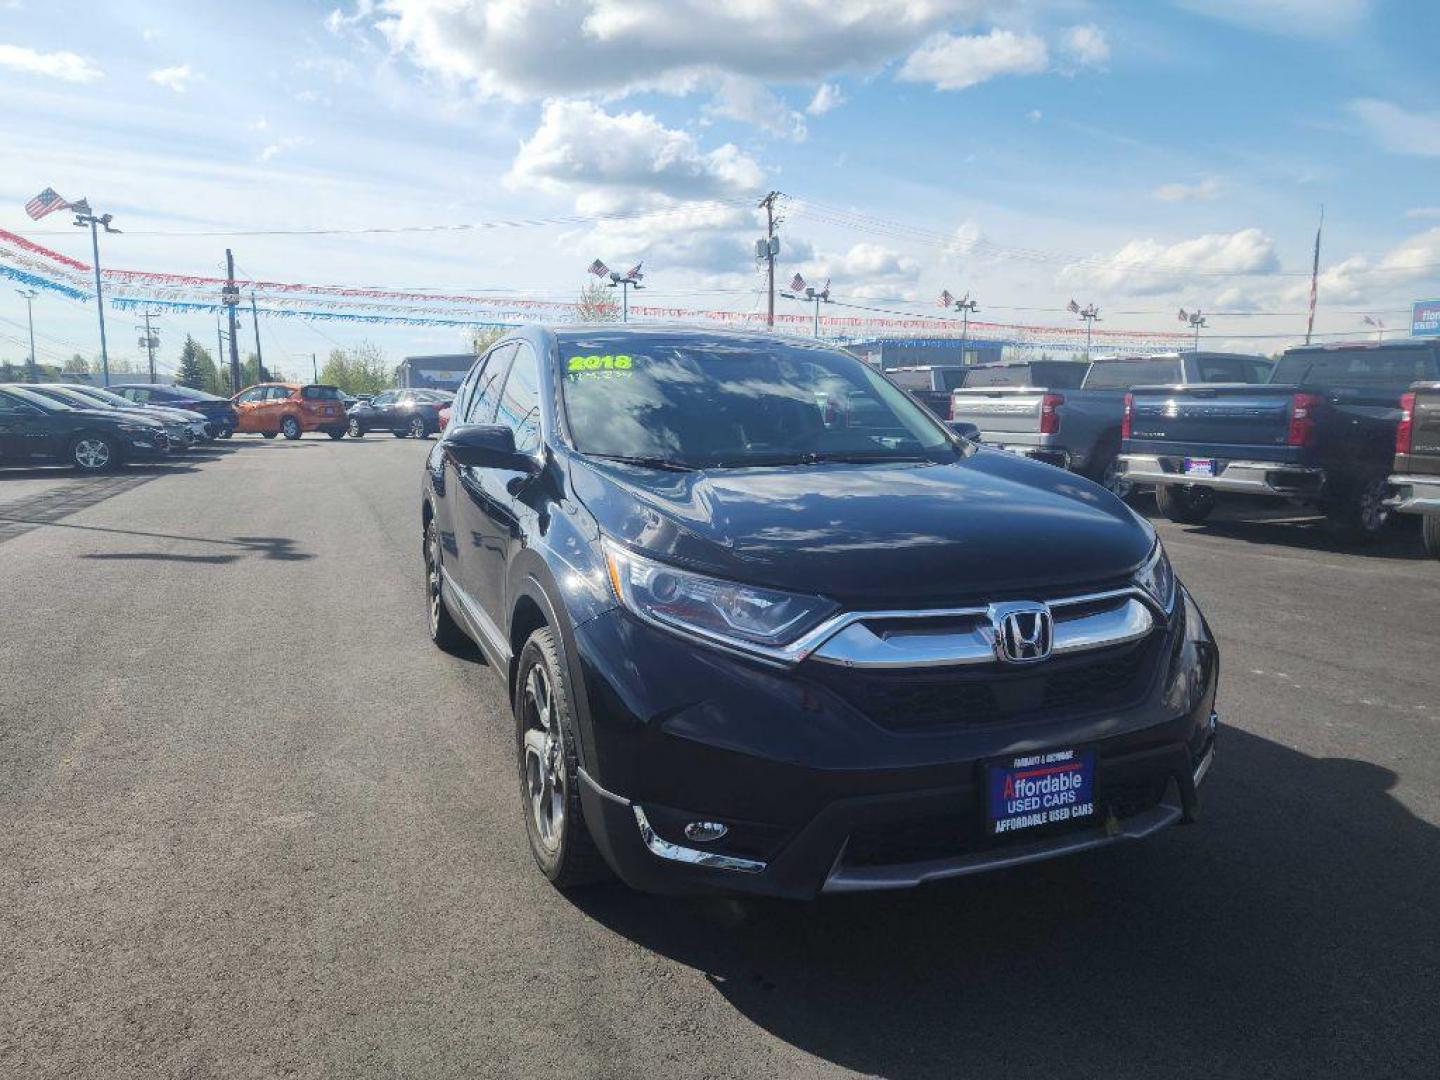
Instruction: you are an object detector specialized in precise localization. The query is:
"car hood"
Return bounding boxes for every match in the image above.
[569,448,1155,607]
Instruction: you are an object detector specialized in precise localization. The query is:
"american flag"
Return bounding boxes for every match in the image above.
[1178,308,1189,323]
[25,187,72,220]
[790,273,806,292]
[624,262,644,282]
[587,259,610,278]
[938,289,954,309]
[1067,298,1081,314]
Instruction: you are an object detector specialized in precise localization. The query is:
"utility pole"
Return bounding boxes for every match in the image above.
[137,309,161,382]
[15,288,38,383]
[758,191,782,329]
[1304,205,1324,346]
[72,200,119,386]
[952,294,979,363]
[223,249,242,392]
[216,314,227,389]
[312,352,318,382]
[250,292,265,379]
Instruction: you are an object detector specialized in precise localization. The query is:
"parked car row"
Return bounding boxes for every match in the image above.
[0,383,177,471]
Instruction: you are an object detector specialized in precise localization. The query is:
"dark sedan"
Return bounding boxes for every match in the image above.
[348,389,450,439]
[109,383,240,440]
[0,384,169,471]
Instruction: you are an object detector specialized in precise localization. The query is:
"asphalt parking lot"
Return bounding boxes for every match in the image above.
[2,437,1438,1080]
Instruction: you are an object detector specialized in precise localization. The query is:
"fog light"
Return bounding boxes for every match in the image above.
[683,821,728,843]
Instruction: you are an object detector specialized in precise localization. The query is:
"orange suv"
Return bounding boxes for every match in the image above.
[231,383,349,440]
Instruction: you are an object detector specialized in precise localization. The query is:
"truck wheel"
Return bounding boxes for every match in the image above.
[1324,474,1390,544]
[1156,484,1215,524]
[1422,515,1440,560]
[1089,444,1132,501]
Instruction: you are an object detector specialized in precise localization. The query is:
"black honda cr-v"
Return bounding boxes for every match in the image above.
[421,326,1218,898]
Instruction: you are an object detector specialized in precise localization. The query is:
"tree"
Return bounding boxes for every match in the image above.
[318,341,391,395]
[469,326,507,355]
[240,352,271,387]
[176,335,209,390]
[576,282,620,322]
[63,354,89,373]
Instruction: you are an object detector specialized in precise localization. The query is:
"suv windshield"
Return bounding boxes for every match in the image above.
[559,334,956,469]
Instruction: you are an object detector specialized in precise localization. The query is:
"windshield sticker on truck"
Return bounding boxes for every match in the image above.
[565,354,635,380]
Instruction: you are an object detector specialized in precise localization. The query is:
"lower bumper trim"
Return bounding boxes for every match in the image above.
[632,806,767,874]
[1387,474,1440,515]
[822,789,1184,894]
[1121,455,1323,496]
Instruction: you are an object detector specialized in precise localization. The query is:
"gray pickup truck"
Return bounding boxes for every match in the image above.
[1390,380,1440,558]
[949,352,1274,493]
[1121,342,1440,542]
[885,365,972,417]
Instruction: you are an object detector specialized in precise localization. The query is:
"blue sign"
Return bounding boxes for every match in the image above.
[1413,299,1440,337]
[987,749,1096,836]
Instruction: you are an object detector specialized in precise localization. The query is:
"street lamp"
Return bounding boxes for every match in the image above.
[605,264,645,323]
[72,200,120,386]
[1179,308,1207,350]
[951,293,979,363]
[1071,301,1101,357]
[15,288,38,383]
[782,276,830,337]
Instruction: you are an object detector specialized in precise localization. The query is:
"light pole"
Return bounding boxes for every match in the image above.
[71,200,120,386]
[605,266,645,322]
[1184,310,1207,350]
[782,280,831,337]
[952,293,979,363]
[1075,302,1101,357]
[16,288,38,383]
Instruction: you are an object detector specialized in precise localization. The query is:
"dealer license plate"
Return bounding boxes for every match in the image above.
[1183,457,1216,477]
[987,750,1096,836]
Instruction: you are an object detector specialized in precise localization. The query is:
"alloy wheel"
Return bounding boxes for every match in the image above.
[410,416,426,439]
[521,664,565,853]
[348,418,361,437]
[1359,479,1389,534]
[425,522,442,633]
[1102,458,1132,501]
[74,438,111,470]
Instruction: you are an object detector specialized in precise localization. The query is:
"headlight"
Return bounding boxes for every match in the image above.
[603,541,837,651]
[1133,541,1177,612]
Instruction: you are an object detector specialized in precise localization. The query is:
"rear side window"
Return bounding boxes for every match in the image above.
[888,370,931,390]
[1272,349,1438,387]
[123,387,150,402]
[466,343,516,424]
[302,385,342,400]
[940,369,969,391]
[1084,359,1181,389]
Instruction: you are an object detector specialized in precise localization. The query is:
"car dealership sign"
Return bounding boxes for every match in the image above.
[1413,299,1440,337]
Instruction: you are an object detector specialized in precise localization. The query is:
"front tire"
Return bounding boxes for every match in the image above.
[70,434,117,472]
[214,424,233,440]
[408,415,429,440]
[393,428,410,438]
[347,417,364,438]
[515,628,607,890]
[280,415,302,441]
[1156,484,1216,524]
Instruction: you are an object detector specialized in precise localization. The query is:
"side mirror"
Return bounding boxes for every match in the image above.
[947,420,981,442]
[443,423,538,473]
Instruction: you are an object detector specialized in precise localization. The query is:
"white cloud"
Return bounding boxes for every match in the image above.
[1347,99,1440,158]
[898,29,1048,91]
[1406,207,1440,220]
[1026,108,1042,122]
[370,0,987,101]
[1061,25,1109,66]
[0,43,102,82]
[1060,228,1280,295]
[807,82,846,116]
[248,117,269,132]
[148,64,193,92]
[1151,177,1222,202]
[1175,0,1371,38]
[709,77,806,141]
[259,136,310,162]
[508,99,765,203]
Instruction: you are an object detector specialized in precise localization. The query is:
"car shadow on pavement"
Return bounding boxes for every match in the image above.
[75,531,313,563]
[1144,500,1428,561]
[566,726,1438,1078]
[0,468,198,545]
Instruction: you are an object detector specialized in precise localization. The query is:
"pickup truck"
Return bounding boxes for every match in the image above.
[1389,381,1440,558]
[950,352,1273,494]
[1121,341,1440,542]
[885,365,972,417]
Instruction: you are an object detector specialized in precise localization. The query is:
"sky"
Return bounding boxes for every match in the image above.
[2,0,1439,379]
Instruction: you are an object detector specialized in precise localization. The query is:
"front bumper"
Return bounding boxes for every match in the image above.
[1121,454,1325,497]
[1387,473,1440,516]
[571,588,1219,899]
[122,431,171,457]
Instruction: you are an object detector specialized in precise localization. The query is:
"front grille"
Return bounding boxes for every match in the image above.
[807,633,1160,732]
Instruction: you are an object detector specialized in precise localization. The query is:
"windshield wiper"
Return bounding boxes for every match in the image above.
[586,453,695,472]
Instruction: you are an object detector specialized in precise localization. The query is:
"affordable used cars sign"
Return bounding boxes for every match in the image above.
[1413,299,1440,337]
